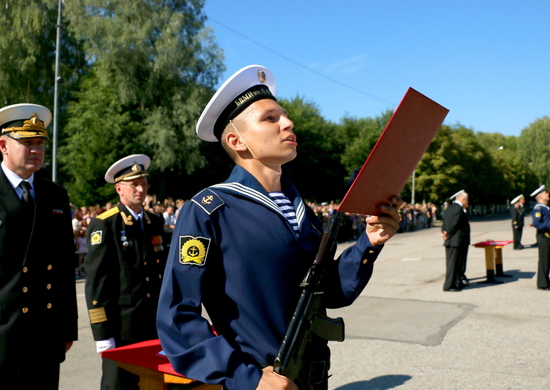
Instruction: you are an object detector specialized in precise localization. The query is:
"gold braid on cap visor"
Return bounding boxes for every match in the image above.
[1,114,49,139]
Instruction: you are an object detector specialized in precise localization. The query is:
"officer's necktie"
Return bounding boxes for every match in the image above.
[135,217,143,231]
[20,181,34,207]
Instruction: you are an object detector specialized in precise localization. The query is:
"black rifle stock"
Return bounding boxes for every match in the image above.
[273,211,346,382]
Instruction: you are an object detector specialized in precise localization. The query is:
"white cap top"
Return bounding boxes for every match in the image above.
[530,185,546,198]
[196,65,276,142]
[510,194,524,205]
[105,154,151,184]
[450,189,465,200]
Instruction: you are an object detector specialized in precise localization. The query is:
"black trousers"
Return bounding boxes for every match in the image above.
[536,234,550,288]
[513,226,523,248]
[444,245,468,290]
[6,363,60,390]
[101,357,140,390]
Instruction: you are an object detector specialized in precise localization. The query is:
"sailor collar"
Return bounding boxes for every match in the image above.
[210,165,306,228]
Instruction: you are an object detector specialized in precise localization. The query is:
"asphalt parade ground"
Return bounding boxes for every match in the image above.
[60,214,550,390]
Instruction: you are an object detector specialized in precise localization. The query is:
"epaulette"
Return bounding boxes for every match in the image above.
[191,188,225,215]
[96,206,120,220]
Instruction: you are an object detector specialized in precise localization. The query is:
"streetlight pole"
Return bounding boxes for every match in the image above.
[52,0,63,183]
[411,169,416,204]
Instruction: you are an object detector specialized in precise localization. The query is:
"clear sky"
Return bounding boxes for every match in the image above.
[202,0,550,137]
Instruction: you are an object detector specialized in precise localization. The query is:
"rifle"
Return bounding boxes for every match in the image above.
[273,210,346,385]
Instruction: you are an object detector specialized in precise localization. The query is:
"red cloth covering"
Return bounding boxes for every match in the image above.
[101,339,183,377]
[472,240,513,247]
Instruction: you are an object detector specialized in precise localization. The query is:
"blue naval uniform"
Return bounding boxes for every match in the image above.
[532,203,550,288]
[157,166,383,389]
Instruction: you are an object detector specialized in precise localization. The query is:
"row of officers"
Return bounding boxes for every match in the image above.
[0,103,167,389]
[440,187,550,293]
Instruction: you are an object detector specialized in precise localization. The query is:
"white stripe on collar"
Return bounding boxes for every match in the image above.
[211,182,306,228]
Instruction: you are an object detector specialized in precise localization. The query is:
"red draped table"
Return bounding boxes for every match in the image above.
[472,240,514,283]
[102,339,221,390]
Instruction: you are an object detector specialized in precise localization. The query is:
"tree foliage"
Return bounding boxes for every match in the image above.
[0,0,85,107]
[517,116,550,186]
[59,0,224,205]
[0,0,87,176]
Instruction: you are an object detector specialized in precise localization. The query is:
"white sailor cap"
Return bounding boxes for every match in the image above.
[0,103,52,140]
[510,194,524,205]
[196,65,276,142]
[105,154,151,184]
[530,185,546,198]
[450,189,466,200]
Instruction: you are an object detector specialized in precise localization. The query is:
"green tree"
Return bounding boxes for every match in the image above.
[476,132,538,200]
[517,116,550,187]
[0,0,87,175]
[0,0,85,106]
[60,0,224,205]
[340,110,394,172]
[412,125,464,204]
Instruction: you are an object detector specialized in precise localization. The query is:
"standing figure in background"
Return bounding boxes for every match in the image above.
[510,194,525,250]
[0,103,77,389]
[530,185,550,290]
[441,190,471,292]
[84,154,167,389]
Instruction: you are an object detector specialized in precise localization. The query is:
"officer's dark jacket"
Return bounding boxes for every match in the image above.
[442,202,470,247]
[84,202,166,342]
[0,168,77,378]
[510,204,525,228]
[157,165,383,390]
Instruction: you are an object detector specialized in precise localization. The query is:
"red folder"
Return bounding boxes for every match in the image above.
[338,88,449,215]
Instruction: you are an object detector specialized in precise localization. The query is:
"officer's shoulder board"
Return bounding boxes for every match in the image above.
[191,188,225,215]
[96,206,120,220]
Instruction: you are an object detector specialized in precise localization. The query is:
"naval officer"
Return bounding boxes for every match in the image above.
[441,190,471,291]
[0,103,77,389]
[84,154,167,389]
[530,185,550,290]
[157,65,402,390]
[510,194,525,250]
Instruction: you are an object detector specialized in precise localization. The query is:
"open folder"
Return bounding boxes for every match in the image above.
[338,88,449,216]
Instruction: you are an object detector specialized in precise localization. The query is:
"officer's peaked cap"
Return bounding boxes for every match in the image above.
[105,154,151,184]
[0,103,51,140]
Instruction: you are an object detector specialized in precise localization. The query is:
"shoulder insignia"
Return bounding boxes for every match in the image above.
[144,212,152,225]
[97,206,120,220]
[90,231,103,245]
[179,235,211,266]
[121,211,133,225]
[191,188,225,215]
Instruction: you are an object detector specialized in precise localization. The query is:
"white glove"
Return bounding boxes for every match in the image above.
[96,337,116,354]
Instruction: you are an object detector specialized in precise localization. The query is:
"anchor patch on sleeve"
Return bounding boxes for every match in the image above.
[179,235,211,266]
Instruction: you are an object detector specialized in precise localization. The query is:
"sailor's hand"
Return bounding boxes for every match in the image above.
[365,197,402,246]
[256,366,298,390]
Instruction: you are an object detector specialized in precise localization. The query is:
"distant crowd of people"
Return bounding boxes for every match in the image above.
[71,199,439,267]
[308,201,438,243]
